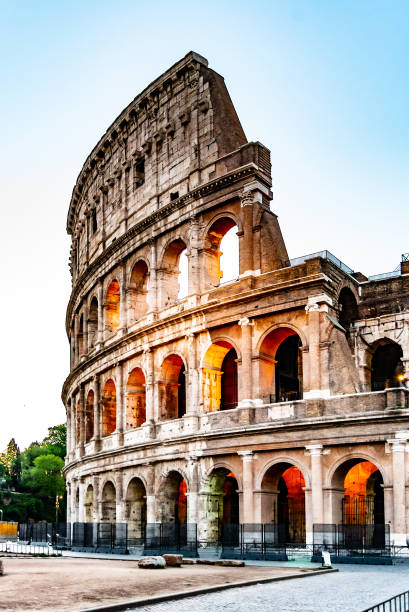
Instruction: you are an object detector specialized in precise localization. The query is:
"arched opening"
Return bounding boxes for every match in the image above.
[126,368,146,429]
[200,468,239,544]
[159,355,186,420]
[331,459,385,548]
[204,218,239,288]
[85,390,94,443]
[78,314,85,357]
[202,341,238,412]
[84,485,94,522]
[128,260,149,322]
[260,462,306,545]
[125,478,147,546]
[160,239,188,306]
[371,340,404,391]
[259,328,303,403]
[102,379,116,436]
[105,280,120,333]
[88,297,98,348]
[101,481,116,522]
[338,287,358,332]
[158,471,187,524]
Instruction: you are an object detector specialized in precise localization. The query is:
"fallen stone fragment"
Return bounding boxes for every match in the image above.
[163,554,183,567]
[197,559,217,565]
[181,558,196,565]
[215,560,245,567]
[0,560,3,576]
[138,556,166,569]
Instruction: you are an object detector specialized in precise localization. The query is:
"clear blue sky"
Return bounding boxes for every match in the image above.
[0,0,408,450]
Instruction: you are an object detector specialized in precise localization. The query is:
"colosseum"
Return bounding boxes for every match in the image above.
[62,51,409,557]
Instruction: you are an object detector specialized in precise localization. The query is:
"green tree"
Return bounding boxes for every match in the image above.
[1,438,21,487]
[22,454,65,498]
[41,424,66,459]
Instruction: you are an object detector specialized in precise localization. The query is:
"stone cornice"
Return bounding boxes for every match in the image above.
[66,163,262,331]
[62,409,409,475]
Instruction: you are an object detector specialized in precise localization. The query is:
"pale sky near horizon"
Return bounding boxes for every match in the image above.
[0,0,408,451]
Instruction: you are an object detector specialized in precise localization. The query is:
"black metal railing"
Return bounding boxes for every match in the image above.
[362,589,409,612]
[313,523,391,559]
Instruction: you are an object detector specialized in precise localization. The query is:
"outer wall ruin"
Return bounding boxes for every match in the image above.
[63,52,409,547]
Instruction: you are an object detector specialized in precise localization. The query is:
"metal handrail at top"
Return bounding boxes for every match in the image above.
[290,250,354,276]
[361,589,409,612]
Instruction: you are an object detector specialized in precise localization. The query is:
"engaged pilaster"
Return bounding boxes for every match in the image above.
[238,450,254,523]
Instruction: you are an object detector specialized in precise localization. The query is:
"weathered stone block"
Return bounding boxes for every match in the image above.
[163,554,183,567]
[138,556,166,569]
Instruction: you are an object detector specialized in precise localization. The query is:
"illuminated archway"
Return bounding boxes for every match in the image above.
[159,239,188,306]
[202,341,238,412]
[105,280,120,332]
[370,339,404,391]
[331,458,385,547]
[102,379,116,436]
[259,327,302,403]
[85,390,94,443]
[126,368,146,429]
[260,462,306,544]
[158,471,187,524]
[101,481,116,522]
[125,477,147,545]
[128,260,149,322]
[159,355,186,420]
[203,217,239,288]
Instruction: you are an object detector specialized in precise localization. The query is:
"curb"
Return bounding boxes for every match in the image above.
[78,567,338,612]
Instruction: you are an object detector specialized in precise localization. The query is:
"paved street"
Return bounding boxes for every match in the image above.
[135,565,409,612]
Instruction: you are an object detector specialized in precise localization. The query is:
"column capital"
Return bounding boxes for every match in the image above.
[238,449,254,461]
[238,317,254,327]
[305,444,325,456]
[305,294,333,313]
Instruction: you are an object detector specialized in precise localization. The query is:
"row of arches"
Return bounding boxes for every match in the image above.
[75,328,407,442]
[72,217,240,361]
[80,457,385,545]
[75,327,306,441]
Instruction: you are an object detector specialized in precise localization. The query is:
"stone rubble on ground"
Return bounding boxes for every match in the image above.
[138,556,166,569]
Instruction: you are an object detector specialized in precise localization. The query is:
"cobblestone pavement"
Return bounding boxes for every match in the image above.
[134,565,409,612]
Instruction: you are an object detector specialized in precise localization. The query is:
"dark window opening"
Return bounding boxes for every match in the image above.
[275,335,302,402]
[92,209,97,234]
[177,364,186,418]
[170,191,179,201]
[220,348,238,410]
[133,159,145,190]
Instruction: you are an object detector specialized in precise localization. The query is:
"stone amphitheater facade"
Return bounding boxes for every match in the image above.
[63,52,409,547]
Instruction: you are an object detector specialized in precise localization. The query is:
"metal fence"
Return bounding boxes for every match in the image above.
[0,541,61,555]
[362,590,409,612]
[313,524,391,560]
[145,523,197,557]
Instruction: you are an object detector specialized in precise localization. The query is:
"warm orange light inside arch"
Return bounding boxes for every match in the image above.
[281,466,305,503]
[105,280,120,332]
[344,461,379,501]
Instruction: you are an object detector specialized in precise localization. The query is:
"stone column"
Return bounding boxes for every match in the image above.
[239,189,254,276]
[148,239,158,313]
[74,314,79,365]
[389,432,409,545]
[66,403,71,458]
[71,394,77,457]
[188,217,200,296]
[116,362,125,446]
[115,471,125,522]
[97,279,104,348]
[186,455,199,524]
[185,334,200,418]
[93,475,101,523]
[78,479,85,522]
[238,450,254,523]
[144,348,156,426]
[93,375,101,451]
[237,317,259,408]
[79,383,86,456]
[145,463,156,523]
[306,445,324,540]
[304,295,333,399]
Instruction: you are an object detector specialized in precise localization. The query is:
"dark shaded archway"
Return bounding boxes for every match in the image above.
[371,340,404,391]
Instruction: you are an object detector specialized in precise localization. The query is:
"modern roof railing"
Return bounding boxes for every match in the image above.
[290,250,355,276]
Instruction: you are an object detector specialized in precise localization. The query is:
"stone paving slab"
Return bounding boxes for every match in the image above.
[0,557,315,611]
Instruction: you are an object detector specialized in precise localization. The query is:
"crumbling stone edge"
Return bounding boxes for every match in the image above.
[78,567,338,612]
